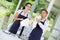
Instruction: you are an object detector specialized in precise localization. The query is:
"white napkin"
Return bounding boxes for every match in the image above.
[20,18,29,27]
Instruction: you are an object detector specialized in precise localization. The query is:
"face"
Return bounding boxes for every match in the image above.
[41,11,47,19]
[25,4,31,11]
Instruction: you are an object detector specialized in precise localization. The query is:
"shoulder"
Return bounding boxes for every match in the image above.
[17,9,23,14]
[46,19,49,22]
[45,19,49,25]
[14,10,23,15]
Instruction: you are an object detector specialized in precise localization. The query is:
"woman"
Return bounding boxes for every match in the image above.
[28,9,49,40]
[9,3,32,35]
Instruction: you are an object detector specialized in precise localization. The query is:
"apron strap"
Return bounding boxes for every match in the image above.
[19,11,23,15]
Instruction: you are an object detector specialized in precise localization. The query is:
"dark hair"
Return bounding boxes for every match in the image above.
[23,2,32,9]
[40,9,48,14]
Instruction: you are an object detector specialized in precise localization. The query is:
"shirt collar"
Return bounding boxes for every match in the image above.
[40,18,46,22]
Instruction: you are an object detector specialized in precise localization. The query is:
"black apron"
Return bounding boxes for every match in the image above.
[28,20,45,40]
[9,11,28,34]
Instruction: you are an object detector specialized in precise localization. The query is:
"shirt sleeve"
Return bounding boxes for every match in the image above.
[38,20,49,32]
[32,17,38,29]
[32,20,37,29]
[14,10,22,15]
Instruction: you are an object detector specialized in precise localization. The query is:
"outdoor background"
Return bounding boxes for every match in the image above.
[0,0,60,40]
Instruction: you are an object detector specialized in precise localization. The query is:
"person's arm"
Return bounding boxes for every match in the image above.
[38,20,49,32]
[32,17,38,29]
[14,12,23,20]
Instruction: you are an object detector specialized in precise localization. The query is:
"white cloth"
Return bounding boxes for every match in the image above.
[20,18,29,27]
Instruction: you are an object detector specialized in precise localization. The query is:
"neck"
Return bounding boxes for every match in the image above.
[24,9,29,13]
[41,17,45,20]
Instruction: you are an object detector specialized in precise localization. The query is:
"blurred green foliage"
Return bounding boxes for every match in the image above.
[7,0,12,2]
[34,0,48,12]
[0,0,19,16]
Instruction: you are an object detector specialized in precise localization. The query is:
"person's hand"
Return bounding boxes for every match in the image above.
[36,18,40,23]
[20,18,24,20]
